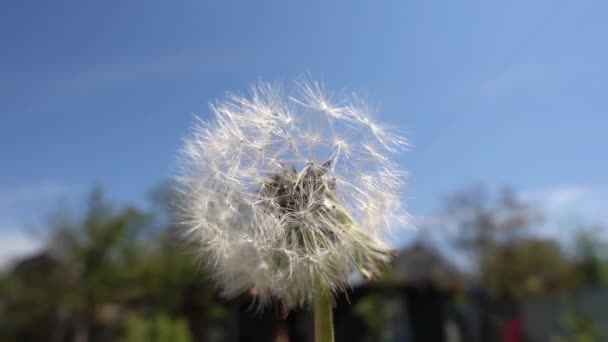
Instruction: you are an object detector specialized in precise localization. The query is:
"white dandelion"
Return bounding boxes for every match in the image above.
[176,78,407,339]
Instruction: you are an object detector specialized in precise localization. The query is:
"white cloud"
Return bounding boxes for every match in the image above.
[524,185,607,221]
[476,62,550,100]
[547,187,585,205]
[0,181,72,207]
[522,185,608,242]
[52,53,239,91]
[0,229,43,270]
[534,186,587,212]
[0,181,80,270]
[7,52,249,118]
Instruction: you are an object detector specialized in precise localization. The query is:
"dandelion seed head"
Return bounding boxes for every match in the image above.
[177,78,407,309]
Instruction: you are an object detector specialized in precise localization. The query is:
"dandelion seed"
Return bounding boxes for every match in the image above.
[176,78,407,312]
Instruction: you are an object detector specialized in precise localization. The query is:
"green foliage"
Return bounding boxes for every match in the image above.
[574,228,608,286]
[122,315,148,342]
[552,309,604,342]
[2,183,607,341]
[353,294,401,342]
[442,186,604,296]
[483,239,579,295]
[0,185,226,341]
[173,318,193,342]
[121,314,193,342]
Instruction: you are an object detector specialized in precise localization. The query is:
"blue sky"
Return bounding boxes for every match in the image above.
[1,1,607,262]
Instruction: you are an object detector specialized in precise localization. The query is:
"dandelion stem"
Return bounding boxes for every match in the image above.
[313,290,334,342]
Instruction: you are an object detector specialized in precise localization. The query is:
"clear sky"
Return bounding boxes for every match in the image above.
[1,1,607,262]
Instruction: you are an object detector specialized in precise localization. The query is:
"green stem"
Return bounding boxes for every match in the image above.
[313,290,334,342]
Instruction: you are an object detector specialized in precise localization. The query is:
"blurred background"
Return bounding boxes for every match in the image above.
[1,1,607,341]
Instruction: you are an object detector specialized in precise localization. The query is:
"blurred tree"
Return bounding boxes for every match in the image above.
[48,187,150,342]
[121,315,148,342]
[483,238,579,295]
[552,308,605,342]
[0,184,230,342]
[440,185,585,294]
[573,227,608,287]
[0,187,152,341]
[0,251,69,341]
[120,313,193,342]
[353,293,403,342]
[442,185,541,276]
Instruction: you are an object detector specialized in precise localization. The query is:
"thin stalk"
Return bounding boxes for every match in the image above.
[313,290,334,342]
